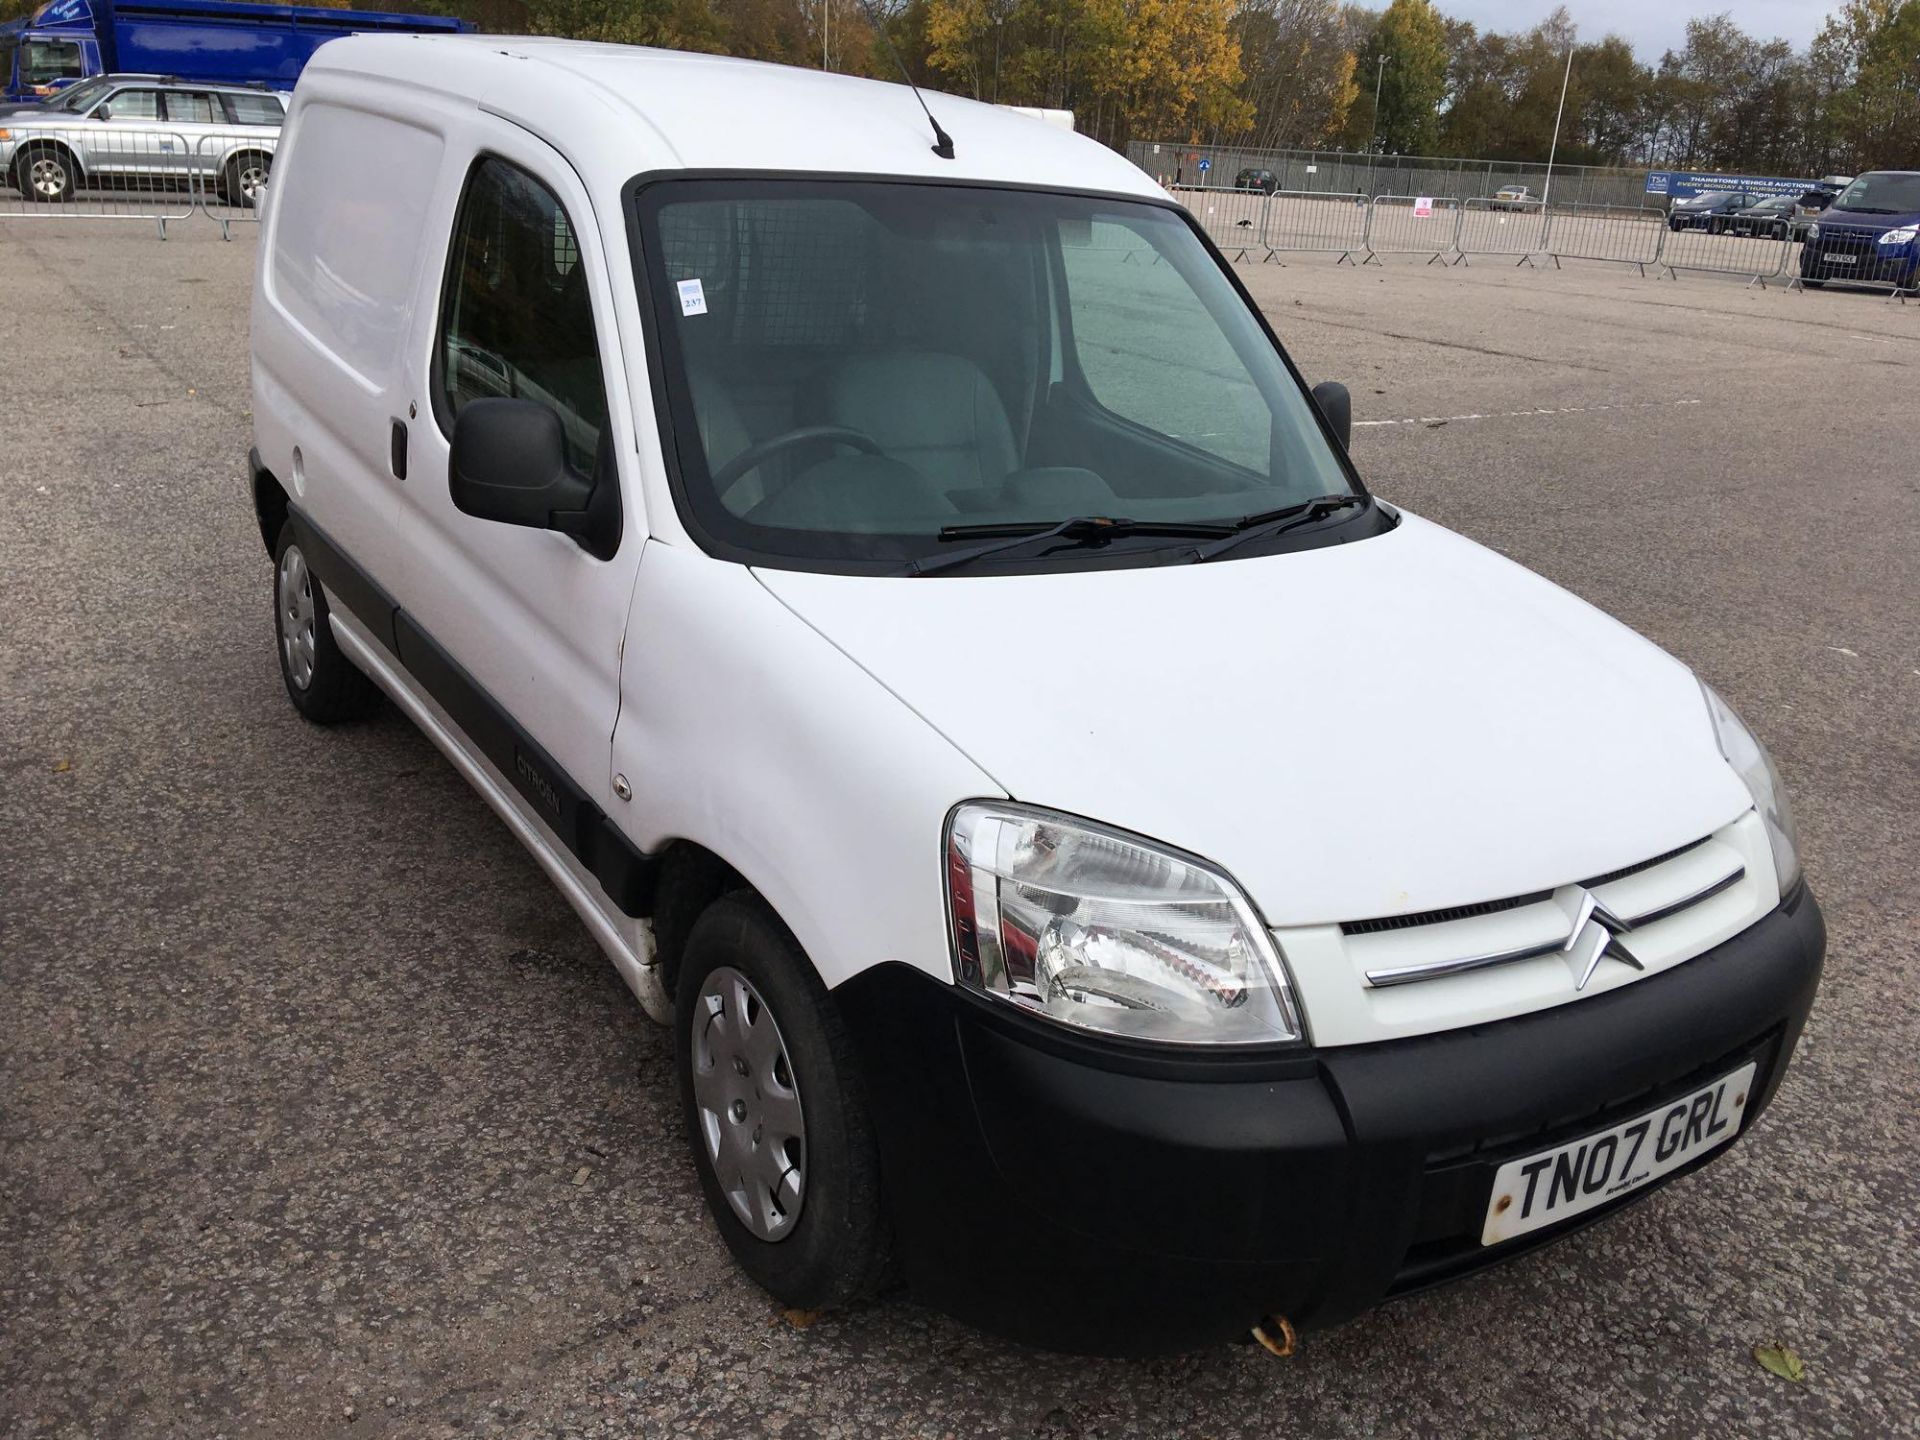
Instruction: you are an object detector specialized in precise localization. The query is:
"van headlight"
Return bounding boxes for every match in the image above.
[1880,226,1919,246]
[1807,222,1820,239]
[944,803,1303,1045]
[1701,683,1801,895]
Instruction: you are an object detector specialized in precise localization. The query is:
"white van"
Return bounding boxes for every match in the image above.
[249,36,1824,1354]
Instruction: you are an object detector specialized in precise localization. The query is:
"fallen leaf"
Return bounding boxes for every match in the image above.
[570,1166,591,1186]
[52,759,70,774]
[1753,1344,1806,1383]
[781,1308,821,1330]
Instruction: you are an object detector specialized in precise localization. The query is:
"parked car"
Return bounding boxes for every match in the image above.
[0,75,284,204]
[1490,183,1536,210]
[1233,166,1277,193]
[0,69,167,119]
[1726,194,1802,239]
[250,35,1824,1355]
[1667,189,1756,231]
[1800,170,1920,290]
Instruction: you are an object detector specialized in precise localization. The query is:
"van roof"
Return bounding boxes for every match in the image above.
[302,35,1159,199]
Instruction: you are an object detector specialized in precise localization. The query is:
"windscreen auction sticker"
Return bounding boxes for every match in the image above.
[677,279,708,317]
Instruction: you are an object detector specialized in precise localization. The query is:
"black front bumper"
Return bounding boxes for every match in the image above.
[835,886,1824,1354]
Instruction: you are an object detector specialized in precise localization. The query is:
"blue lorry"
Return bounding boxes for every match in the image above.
[0,0,470,105]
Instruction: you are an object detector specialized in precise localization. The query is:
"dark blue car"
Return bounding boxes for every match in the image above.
[1800,171,1920,290]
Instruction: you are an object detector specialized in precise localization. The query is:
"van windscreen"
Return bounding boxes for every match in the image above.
[633,179,1359,572]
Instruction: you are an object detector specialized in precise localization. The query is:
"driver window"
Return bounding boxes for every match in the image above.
[21,39,81,85]
[437,157,607,473]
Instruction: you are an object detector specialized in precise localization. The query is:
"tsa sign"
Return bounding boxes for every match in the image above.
[1646,171,1671,196]
[1413,196,1435,217]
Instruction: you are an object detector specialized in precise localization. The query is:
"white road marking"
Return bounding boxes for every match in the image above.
[1354,398,1703,430]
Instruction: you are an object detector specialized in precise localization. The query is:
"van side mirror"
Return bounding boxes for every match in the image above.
[1311,381,1351,451]
[94,104,111,121]
[449,398,619,559]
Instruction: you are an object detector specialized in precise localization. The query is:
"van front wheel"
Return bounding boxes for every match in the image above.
[272,520,381,723]
[676,893,891,1311]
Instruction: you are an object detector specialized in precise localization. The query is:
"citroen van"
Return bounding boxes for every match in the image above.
[249,35,1824,1354]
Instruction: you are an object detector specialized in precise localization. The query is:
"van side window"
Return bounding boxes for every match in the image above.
[438,157,607,473]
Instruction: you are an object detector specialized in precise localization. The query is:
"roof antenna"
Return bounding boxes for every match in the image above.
[859,0,955,158]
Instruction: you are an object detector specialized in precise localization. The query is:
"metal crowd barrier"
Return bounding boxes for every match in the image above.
[192,130,272,238]
[1542,203,1665,273]
[0,126,270,238]
[1167,183,1270,259]
[1363,195,1464,265]
[0,125,198,237]
[1455,197,1549,265]
[1656,217,1792,287]
[1262,188,1369,262]
[1790,224,1920,300]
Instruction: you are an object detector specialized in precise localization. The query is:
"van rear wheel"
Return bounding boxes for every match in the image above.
[16,144,76,203]
[272,520,381,723]
[676,892,891,1311]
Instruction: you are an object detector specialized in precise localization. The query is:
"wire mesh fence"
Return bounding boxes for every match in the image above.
[1128,141,1653,211]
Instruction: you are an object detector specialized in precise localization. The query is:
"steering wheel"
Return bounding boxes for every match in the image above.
[710,425,884,492]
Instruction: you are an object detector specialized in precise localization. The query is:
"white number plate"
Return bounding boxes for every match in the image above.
[1481,1061,1757,1245]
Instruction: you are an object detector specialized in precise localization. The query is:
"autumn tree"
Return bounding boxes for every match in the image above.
[1229,0,1360,148]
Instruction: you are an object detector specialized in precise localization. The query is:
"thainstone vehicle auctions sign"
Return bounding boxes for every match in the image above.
[1645,170,1821,202]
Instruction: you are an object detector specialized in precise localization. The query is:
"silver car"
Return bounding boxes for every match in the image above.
[0,76,286,207]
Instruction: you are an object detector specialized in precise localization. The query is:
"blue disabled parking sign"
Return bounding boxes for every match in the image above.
[1198,158,1211,174]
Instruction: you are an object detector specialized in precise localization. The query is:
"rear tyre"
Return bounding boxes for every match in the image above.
[272,520,381,723]
[222,151,271,208]
[15,143,76,203]
[676,892,891,1311]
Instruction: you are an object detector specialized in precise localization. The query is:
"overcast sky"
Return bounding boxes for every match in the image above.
[1440,0,1830,60]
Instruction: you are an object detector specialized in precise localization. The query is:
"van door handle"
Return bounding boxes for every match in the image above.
[389,419,408,481]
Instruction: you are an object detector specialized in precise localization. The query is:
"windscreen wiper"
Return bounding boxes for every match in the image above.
[1190,494,1369,563]
[910,515,1235,577]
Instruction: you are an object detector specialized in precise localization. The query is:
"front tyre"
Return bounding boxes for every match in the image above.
[676,893,890,1311]
[16,143,76,203]
[272,520,381,723]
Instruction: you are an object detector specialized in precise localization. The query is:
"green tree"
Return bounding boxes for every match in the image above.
[1348,0,1447,154]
